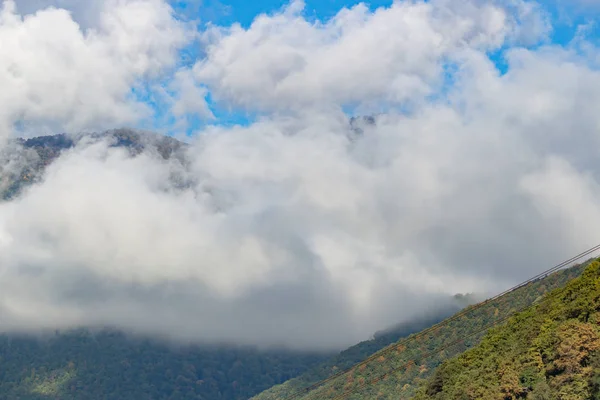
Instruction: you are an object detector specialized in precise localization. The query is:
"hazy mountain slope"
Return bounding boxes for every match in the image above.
[252,303,467,400]
[414,260,600,400]
[253,261,591,400]
[0,129,186,200]
[0,330,330,400]
[0,307,466,400]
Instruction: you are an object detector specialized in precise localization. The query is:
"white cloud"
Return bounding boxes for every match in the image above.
[521,156,600,249]
[193,0,550,114]
[1,0,600,349]
[0,135,459,348]
[169,68,215,121]
[0,0,189,141]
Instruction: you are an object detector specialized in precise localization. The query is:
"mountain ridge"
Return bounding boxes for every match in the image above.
[0,129,186,200]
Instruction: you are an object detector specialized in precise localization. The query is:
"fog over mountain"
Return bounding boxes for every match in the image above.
[1,0,600,349]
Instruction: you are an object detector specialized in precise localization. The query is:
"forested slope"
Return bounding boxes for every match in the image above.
[253,261,591,400]
[252,303,467,400]
[0,304,467,400]
[0,330,329,400]
[415,260,600,399]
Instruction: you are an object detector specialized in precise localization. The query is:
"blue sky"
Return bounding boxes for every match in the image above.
[173,0,394,27]
[176,0,600,52]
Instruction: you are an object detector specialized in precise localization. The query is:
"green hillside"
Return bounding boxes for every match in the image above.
[414,260,600,400]
[0,307,467,400]
[253,261,591,400]
[0,330,330,400]
[251,304,466,400]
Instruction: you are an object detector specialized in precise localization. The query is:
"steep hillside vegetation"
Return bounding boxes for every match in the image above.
[252,304,467,400]
[414,260,600,400]
[0,330,330,400]
[253,261,591,400]
[0,306,469,400]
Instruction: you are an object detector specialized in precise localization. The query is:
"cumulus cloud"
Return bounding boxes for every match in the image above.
[0,0,190,141]
[0,129,467,349]
[193,0,550,114]
[168,68,215,122]
[521,157,600,248]
[1,0,600,349]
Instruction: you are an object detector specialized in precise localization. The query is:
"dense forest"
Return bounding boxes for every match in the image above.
[250,303,466,400]
[0,330,330,400]
[253,261,591,400]
[415,260,600,399]
[0,303,468,399]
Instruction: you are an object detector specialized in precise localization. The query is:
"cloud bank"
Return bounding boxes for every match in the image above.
[0,0,600,349]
